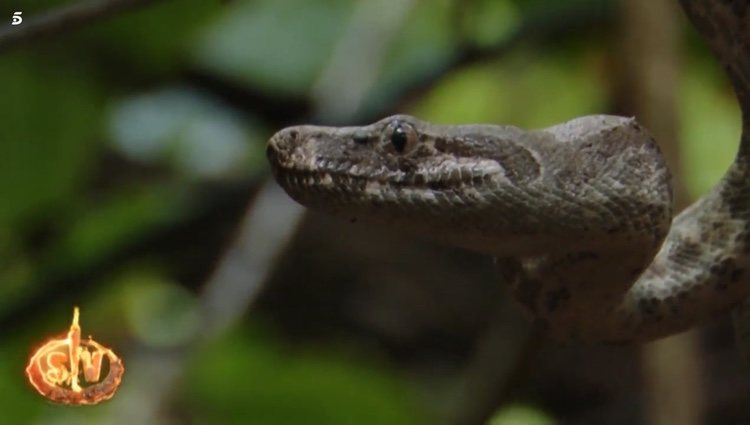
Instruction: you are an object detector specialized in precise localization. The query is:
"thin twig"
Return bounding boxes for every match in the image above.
[0,0,165,51]
[449,313,542,425]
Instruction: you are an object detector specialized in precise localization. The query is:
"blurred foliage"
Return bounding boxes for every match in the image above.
[460,0,519,48]
[413,50,606,126]
[488,403,555,425]
[0,0,742,423]
[681,62,741,198]
[0,53,103,228]
[181,327,428,424]
[194,0,356,96]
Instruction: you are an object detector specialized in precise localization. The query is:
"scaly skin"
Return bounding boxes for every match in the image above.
[267,114,750,342]
[267,0,750,345]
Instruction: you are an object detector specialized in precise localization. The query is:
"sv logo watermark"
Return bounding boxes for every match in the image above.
[12,11,22,25]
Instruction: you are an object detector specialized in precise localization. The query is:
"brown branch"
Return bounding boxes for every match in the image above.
[679,1,750,124]
[618,0,705,422]
[617,1,705,423]
[449,318,543,425]
[0,0,166,51]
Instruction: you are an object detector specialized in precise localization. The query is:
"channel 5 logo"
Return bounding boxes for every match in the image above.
[12,11,22,25]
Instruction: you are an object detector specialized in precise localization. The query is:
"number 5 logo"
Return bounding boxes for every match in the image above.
[12,11,22,25]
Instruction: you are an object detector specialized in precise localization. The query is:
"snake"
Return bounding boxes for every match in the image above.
[265,0,750,345]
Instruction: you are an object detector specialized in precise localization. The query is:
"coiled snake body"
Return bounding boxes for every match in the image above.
[267,114,750,343]
[266,0,750,347]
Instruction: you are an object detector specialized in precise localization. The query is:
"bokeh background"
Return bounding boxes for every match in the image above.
[0,0,747,423]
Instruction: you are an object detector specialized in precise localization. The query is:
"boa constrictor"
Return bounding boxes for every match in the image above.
[266,0,750,352]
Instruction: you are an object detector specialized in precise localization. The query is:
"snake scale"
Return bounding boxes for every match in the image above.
[266,0,750,346]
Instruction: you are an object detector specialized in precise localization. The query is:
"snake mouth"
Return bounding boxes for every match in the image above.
[271,159,498,199]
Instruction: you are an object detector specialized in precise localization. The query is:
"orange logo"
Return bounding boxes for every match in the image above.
[26,307,124,405]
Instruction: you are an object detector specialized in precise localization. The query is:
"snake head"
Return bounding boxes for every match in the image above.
[267,114,672,257]
[267,115,506,215]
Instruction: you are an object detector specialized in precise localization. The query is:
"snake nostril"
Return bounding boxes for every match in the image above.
[273,129,300,150]
[267,136,285,164]
[267,127,303,164]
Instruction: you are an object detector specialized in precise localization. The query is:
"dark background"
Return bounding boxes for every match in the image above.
[0,0,747,423]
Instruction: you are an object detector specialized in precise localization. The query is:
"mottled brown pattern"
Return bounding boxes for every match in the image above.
[267,1,750,345]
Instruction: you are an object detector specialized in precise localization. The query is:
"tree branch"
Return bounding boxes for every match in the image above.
[679,1,750,122]
[0,0,166,51]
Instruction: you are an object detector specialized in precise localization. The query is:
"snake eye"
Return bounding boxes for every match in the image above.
[391,127,408,152]
[385,121,417,154]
